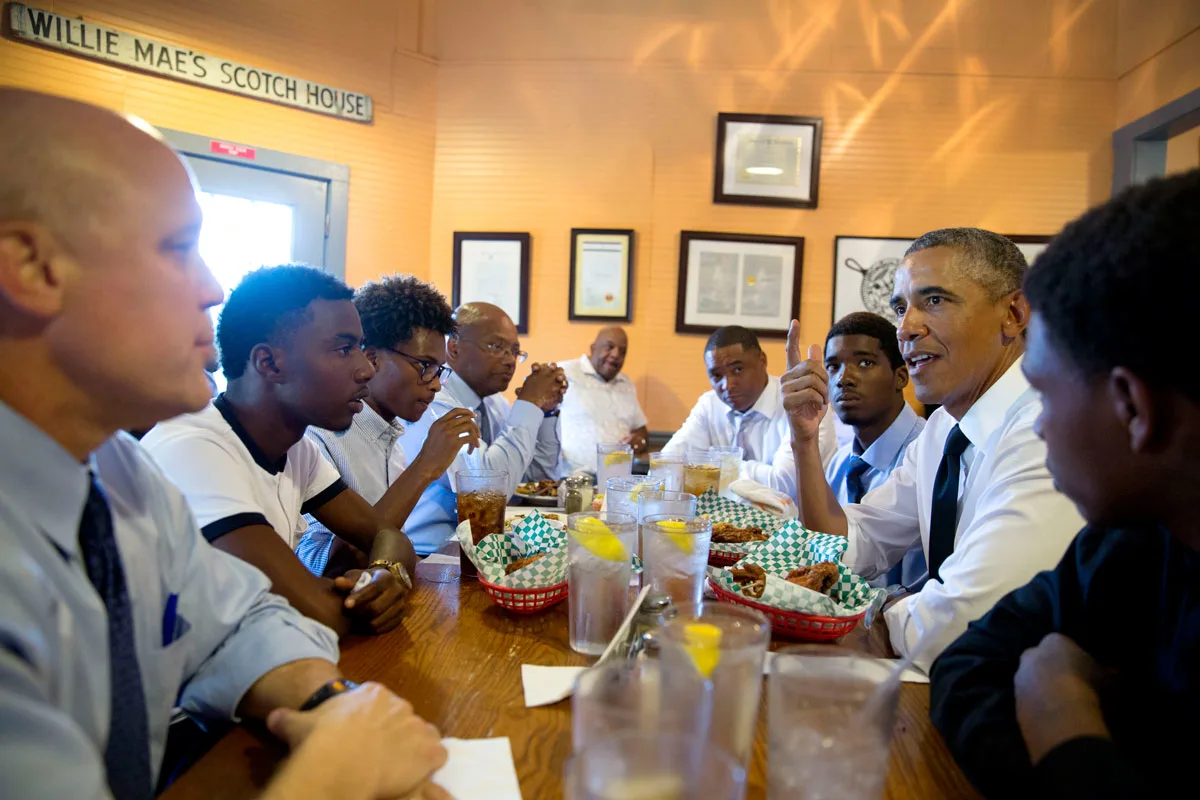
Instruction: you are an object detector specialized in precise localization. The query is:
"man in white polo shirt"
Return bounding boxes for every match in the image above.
[783,228,1084,673]
[558,326,649,474]
[143,266,416,638]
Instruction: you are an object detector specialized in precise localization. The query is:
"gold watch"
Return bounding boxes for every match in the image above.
[368,558,413,592]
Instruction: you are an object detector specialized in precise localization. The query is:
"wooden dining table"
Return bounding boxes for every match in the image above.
[163,553,980,800]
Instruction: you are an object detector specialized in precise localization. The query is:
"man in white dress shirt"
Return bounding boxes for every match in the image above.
[783,228,1083,673]
[399,302,566,553]
[663,325,836,494]
[558,326,649,474]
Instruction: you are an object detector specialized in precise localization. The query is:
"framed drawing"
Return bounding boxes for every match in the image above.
[831,234,1054,324]
[713,112,823,209]
[675,230,805,338]
[452,232,531,334]
[568,228,634,322]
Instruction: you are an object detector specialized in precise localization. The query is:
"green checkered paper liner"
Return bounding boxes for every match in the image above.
[708,520,887,618]
[697,490,785,558]
[456,510,568,588]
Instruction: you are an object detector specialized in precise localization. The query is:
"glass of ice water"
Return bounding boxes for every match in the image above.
[641,514,712,611]
[596,443,634,491]
[564,732,746,800]
[567,511,637,655]
[647,450,685,492]
[637,490,697,525]
[706,445,744,496]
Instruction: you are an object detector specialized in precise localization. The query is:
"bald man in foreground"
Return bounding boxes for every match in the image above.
[399,303,567,552]
[558,327,650,474]
[0,90,448,799]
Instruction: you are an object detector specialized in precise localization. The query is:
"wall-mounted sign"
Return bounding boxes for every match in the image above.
[6,3,373,123]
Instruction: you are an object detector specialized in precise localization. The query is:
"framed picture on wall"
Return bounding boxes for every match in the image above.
[713,112,823,209]
[452,232,531,334]
[568,228,635,322]
[675,230,805,338]
[831,234,1054,325]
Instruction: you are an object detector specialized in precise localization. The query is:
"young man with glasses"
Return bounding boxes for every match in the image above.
[300,275,481,575]
[399,302,567,554]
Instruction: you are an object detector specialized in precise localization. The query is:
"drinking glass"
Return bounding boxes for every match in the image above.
[658,602,770,769]
[567,512,637,655]
[571,661,683,752]
[641,515,712,610]
[564,733,746,800]
[637,490,698,525]
[455,468,508,579]
[767,646,900,799]
[706,445,744,496]
[683,448,721,498]
[596,443,634,491]
[647,450,685,492]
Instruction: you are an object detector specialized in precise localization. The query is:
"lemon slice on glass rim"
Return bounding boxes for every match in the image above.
[681,622,722,678]
[570,516,629,562]
[654,518,695,553]
[603,451,633,467]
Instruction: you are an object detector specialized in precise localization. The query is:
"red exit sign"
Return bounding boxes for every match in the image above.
[210,140,256,160]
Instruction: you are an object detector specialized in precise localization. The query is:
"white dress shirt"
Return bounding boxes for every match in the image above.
[826,403,925,505]
[0,401,338,796]
[662,375,838,494]
[842,358,1085,673]
[558,355,648,475]
[398,372,561,554]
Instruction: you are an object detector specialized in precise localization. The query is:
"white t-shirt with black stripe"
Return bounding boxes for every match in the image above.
[141,395,346,549]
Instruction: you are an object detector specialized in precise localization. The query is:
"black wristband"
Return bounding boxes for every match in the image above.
[298,678,359,712]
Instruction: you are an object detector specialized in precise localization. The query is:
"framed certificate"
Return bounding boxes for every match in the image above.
[452,232,531,334]
[568,228,634,322]
[675,230,805,338]
[713,112,823,209]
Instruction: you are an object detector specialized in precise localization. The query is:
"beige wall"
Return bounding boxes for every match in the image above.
[1115,0,1200,126]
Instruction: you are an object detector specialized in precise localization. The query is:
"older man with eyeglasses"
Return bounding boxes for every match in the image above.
[300,275,482,574]
[398,302,567,554]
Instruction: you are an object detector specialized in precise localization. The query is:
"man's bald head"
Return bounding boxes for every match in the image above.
[589,326,628,381]
[447,302,521,397]
[0,90,222,455]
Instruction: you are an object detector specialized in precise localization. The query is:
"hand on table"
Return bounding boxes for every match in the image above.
[335,567,409,634]
[266,682,447,800]
[780,320,828,444]
[515,362,568,412]
[1014,632,1112,764]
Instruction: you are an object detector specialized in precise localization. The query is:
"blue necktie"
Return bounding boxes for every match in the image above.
[79,474,153,800]
[928,425,971,583]
[845,455,871,504]
[477,403,493,446]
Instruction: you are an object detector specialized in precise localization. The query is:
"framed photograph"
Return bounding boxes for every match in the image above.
[832,234,1054,324]
[568,228,634,322]
[452,232,531,334]
[713,112,823,209]
[675,230,805,338]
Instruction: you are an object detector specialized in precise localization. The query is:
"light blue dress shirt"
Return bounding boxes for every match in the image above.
[0,401,339,798]
[397,372,561,554]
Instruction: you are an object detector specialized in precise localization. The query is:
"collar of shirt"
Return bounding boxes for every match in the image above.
[213,393,287,475]
[956,357,1030,455]
[855,402,924,470]
[727,375,781,425]
[347,400,404,445]
[0,400,91,558]
[576,354,632,388]
[442,371,484,412]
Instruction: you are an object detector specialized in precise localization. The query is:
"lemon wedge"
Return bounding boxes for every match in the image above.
[655,519,694,553]
[628,481,656,503]
[682,622,722,678]
[570,517,629,561]
[603,451,633,467]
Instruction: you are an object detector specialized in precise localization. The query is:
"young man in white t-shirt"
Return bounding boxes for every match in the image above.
[143,266,417,637]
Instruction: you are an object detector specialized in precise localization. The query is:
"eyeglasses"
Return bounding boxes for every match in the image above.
[383,347,452,384]
[456,337,528,364]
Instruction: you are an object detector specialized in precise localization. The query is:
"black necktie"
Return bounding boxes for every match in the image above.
[79,474,153,800]
[845,455,871,504]
[477,403,493,446]
[928,425,971,583]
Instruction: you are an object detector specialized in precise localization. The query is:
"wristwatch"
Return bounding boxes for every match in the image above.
[299,678,360,711]
[368,558,413,592]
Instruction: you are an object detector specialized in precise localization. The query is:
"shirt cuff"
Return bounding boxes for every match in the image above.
[884,593,916,657]
[508,399,544,433]
[300,478,348,516]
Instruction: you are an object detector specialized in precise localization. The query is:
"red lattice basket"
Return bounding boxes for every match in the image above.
[707,549,745,568]
[478,577,568,614]
[708,577,865,642]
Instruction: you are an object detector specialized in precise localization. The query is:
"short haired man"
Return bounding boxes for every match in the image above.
[143,265,417,638]
[0,90,443,799]
[783,228,1083,672]
[663,325,836,494]
[399,302,567,553]
[300,274,480,575]
[823,312,926,587]
[931,171,1200,798]
[558,326,650,473]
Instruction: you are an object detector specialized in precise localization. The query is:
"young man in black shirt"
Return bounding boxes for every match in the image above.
[930,169,1200,798]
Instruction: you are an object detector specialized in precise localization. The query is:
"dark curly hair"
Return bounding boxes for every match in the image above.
[217,265,353,380]
[354,274,455,349]
[906,227,1030,300]
[1024,169,1200,398]
[826,311,904,370]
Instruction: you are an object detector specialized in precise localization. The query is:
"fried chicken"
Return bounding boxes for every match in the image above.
[710,522,769,544]
[785,562,840,595]
[730,563,768,598]
[505,553,545,575]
